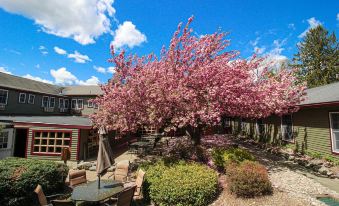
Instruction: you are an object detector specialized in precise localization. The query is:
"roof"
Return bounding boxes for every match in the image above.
[0,72,62,95]
[61,85,103,96]
[300,81,339,106]
[0,72,103,96]
[0,116,92,128]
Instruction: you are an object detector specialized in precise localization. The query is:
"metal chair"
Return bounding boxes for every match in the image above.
[34,185,68,206]
[105,186,136,206]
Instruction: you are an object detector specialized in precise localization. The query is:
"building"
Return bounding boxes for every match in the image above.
[230,82,339,160]
[0,72,103,161]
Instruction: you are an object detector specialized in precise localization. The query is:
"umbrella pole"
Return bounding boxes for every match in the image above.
[98,174,100,189]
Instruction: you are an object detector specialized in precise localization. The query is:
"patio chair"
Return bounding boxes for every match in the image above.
[133,169,145,200]
[104,186,136,206]
[34,185,68,206]
[112,161,129,182]
[69,170,87,188]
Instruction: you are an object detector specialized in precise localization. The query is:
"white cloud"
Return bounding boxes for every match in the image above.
[39,45,48,55]
[337,13,339,21]
[107,66,116,74]
[35,64,40,69]
[50,67,78,85]
[94,65,116,74]
[254,46,266,55]
[78,76,100,85]
[54,46,67,55]
[264,39,288,69]
[94,66,106,73]
[299,17,322,38]
[50,67,100,85]
[288,23,295,30]
[0,0,115,45]
[23,74,53,84]
[0,67,12,74]
[67,51,91,63]
[111,21,147,49]
[249,37,260,47]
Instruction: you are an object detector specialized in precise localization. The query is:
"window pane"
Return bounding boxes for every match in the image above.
[0,90,8,104]
[77,99,83,109]
[282,115,292,125]
[50,97,55,107]
[331,113,339,130]
[71,100,77,108]
[334,132,339,150]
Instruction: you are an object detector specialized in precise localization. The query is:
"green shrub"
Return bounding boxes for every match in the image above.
[211,147,255,170]
[0,157,69,206]
[143,160,218,206]
[227,161,272,197]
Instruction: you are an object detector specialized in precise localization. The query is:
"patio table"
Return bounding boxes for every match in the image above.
[71,179,124,204]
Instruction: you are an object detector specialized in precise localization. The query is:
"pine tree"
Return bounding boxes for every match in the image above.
[293,25,339,88]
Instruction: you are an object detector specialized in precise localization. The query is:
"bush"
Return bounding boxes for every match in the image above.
[211,147,255,170]
[142,160,218,206]
[227,161,272,197]
[0,157,69,206]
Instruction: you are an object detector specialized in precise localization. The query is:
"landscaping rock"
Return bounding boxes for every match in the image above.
[77,162,92,170]
[319,166,330,175]
[89,166,96,171]
[288,155,295,161]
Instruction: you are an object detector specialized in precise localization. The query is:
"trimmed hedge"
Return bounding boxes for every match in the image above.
[0,157,68,206]
[211,147,255,170]
[227,161,272,197]
[142,160,218,206]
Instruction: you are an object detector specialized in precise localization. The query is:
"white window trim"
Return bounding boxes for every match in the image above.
[49,97,55,108]
[77,99,84,109]
[88,101,93,108]
[281,114,294,142]
[0,131,9,149]
[18,93,26,103]
[329,112,339,153]
[42,96,49,107]
[71,99,77,109]
[59,98,64,109]
[0,89,8,105]
[28,94,35,104]
[64,99,69,109]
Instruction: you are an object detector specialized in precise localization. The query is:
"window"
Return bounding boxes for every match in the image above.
[329,112,339,153]
[94,103,98,109]
[0,131,9,149]
[18,93,26,103]
[71,99,77,109]
[224,118,231,127]
[256,119,265,135]
[71,99,84,109]
[64,99,69,109]
[240,118,246,131]
[281,114,293,141]
[77,99,83,109]
[59,98,64,108]
[88,100,93,108]
[28,94,35,104]
[49,97,55,108]
[0,89,8,105]
[42,96,49,107]
[32,131,71,154]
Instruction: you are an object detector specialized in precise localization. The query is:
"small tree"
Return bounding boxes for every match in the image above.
[293,25,339,88]
[91,17,305,144]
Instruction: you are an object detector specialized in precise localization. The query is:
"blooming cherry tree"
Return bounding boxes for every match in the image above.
[91,17,306,144]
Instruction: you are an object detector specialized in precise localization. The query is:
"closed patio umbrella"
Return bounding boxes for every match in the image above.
[96,126,114,188]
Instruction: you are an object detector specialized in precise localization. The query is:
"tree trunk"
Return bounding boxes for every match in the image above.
[185,125,202,145]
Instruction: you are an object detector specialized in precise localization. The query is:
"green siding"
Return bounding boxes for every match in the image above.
[26,126,79,161]
[231,106,339,160]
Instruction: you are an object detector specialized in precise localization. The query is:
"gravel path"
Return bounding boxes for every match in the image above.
[241,142,339,206]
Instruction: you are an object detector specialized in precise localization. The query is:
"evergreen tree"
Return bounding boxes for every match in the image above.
[293,25,339,88]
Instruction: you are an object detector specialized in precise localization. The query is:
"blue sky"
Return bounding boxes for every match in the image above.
[0,0,338,85]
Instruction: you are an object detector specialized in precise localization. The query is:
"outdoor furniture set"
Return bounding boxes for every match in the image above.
[34,161,146,206]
